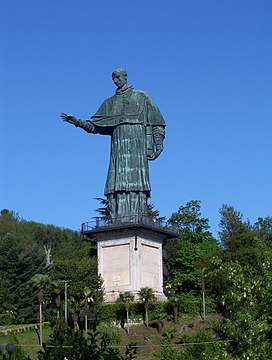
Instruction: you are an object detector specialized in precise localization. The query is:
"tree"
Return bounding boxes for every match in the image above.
[138,287,155,328]
[253,216,272,242]
[50,280,63,319]
[0,209,102,326]
[94,197,111,218]
[68,296,81,332]
[118,292,134,335]
[218,204,271,272]
[95,197,165,222]
[207,256,272,359]
[31,273,50,345]
[51,256,104,312]
[146,203,166,221]
[81,287,94,337]
[0,230,44,323]
[168,294,180,323]
[165,201,218,296]
[168,200,210,237]
[206,205,272,358]
[219,204,253,252]
[0,209,21,237]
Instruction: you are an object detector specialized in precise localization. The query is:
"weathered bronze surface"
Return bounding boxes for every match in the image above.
[61,68,165,219]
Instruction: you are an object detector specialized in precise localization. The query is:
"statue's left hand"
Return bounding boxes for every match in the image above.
[147,149,162,161]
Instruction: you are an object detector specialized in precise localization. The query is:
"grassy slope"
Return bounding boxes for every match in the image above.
[0,315,222,360]
[0,326,50,359]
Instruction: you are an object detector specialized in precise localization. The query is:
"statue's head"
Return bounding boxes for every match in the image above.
[112,68,128,89]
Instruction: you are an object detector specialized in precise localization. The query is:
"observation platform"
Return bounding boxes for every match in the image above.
[81,214,179,239]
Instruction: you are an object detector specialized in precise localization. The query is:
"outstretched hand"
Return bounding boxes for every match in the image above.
[60,112,78,125]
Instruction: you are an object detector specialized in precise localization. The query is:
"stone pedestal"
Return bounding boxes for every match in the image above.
[82,217,178,303]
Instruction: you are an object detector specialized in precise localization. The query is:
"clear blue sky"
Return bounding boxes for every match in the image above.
[1,0,271,237]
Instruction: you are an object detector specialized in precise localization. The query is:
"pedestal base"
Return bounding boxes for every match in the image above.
[82,216,179,303]
[96,227,167,303]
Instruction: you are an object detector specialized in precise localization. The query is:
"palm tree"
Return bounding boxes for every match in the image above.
[118,292,134,335]
[138,287,155,328]
[81,287,94,337]
[168,295,180,323]
[68,296,81,332]
[50,280,64,319]
[30,273,50,346]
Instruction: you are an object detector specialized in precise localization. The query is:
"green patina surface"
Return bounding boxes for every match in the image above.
[61,68,166,219]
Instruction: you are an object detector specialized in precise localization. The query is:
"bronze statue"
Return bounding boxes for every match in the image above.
[61,68,165,220]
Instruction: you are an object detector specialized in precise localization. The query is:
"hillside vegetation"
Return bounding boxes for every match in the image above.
[1,200,272,359]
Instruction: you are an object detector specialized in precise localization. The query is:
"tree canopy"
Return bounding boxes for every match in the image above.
[2,202,272,359]
[0,209,102,324]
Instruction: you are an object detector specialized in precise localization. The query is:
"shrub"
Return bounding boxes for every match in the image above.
[178,330,230,359]
[0,310,14,325]
[98,302,142,326]
[37,320,137,360]
[148,301,168,321]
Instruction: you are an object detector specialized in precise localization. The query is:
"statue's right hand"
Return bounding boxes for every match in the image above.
[60,112,78,125]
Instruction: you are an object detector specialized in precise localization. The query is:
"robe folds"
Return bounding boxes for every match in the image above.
[84,84,165,218]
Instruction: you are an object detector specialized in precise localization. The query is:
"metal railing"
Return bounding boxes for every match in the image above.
[81,214,179,235]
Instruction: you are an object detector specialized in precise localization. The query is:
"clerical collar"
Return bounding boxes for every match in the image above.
[115,84,133,95]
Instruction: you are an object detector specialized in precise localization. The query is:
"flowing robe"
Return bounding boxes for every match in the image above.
[82,84,165,218]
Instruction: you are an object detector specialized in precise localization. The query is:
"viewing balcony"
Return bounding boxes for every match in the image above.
[81,214,179,238]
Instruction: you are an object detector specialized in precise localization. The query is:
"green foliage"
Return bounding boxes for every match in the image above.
[155,330,230,360]
[0,277,13,325]
[118,292,134,308]
[0,221,45,322]
[164,202,272,357]
[99,301,166,325]
[147,202,166,221]
[94,197,111,218]
[0,334,30,360]
[148,301,168,321]
[154,340,184,360]
[2,202,272,358]
[206,205,272,358]
[0,310,15,325]
[208,257,272,358]
[0,209,102,324]
[117,292,135,334]
[38,320,137,360]
[51,255,103,306]
[100,327,122,345]
[168,200,210,236]
[166,293,198,316]
[165,201,219,297]
[215,314,272,359]
[253,216,272,241]
[179,330,230,360]
[94,197,165,221]
[98,296,213,327]
[219,204,254,259]
[98,303,125,324]
[138,287,155,304]
[30,274,51,294]
[138,287,156,327]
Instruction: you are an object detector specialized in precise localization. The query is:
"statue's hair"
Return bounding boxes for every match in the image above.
[112,68,127,78]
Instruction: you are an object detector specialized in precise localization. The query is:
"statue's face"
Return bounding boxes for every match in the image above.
[112,72,127,89]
